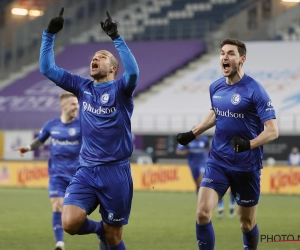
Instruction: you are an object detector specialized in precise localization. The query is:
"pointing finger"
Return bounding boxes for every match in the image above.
[106,11,112,20]
[59,7,64,17]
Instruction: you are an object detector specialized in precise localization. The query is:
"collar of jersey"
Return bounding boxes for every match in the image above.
[93,80,114,88]
[225,73,247,86]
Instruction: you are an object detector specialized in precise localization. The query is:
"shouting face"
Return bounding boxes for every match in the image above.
[90,50,116,80]
[220,44,245,78]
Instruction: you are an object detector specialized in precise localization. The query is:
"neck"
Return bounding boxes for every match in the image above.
[61,114,75,124]
[226,70,244,85]
[93,75,114,84]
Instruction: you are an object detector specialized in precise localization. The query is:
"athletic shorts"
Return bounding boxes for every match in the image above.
[190,163,206,180]
[200,162,261,207]
[48,176,72,198]
[63,159,133,226]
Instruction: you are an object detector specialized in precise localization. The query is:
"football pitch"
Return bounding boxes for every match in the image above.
[0,188,300,250]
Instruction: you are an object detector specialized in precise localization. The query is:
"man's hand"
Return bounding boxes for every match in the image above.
[47,7,64,34]
[231,137,251,153]
[14,146,30,157]
[177,131,196,146]
[100,11,120,40]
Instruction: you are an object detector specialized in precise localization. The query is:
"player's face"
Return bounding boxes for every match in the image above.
[220,44,244,77]
[63,96,79,119]
[90,50,114,79]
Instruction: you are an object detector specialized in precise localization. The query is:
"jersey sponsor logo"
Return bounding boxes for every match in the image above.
[213,107,245,118]
[100,93,109,104]
[240,199,255,203]
[231,94,241,105]
[107,212,125,222]
[84,91,92,96]
[202,178,213,183]
[68,128,76,136]
[266,100,275,111]
[50,131,60,134]
[82,102,116,115]
[51,138,80,146]
[213,95,222,99]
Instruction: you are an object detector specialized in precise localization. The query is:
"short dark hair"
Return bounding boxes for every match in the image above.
[221,38,246,57]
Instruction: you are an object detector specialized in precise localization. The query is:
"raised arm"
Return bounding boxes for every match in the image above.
[101,11,139,87]
[39,7,65,84]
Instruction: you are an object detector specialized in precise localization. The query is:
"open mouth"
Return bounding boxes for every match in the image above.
[223,63,230,72]
[92,63,98,70]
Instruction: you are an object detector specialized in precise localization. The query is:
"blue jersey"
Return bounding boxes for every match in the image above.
[40,31,139,167]
[177,136,209,168]
[208,74,276,171]
[38,117,81,178]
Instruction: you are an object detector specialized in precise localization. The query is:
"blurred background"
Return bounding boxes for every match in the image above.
[0,0,300,249]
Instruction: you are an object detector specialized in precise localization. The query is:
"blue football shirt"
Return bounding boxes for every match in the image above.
[177,136,209,168]
[38,117,81,178]
[208,74,276,171]
[40,31,139,167]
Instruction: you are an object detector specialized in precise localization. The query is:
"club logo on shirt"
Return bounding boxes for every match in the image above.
[267,101,272,107]
[68,128,76,136]
[108,213,114,221]
[100,93,110,104]
[231,94,241,105]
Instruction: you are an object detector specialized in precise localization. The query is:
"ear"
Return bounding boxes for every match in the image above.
[240,55,246,64]
[110,65,117,73]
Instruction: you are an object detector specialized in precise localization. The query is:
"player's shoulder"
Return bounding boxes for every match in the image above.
[210,77,225,88]
[243,74,266,92]
[43,117,60,126]
[209,77,225,94]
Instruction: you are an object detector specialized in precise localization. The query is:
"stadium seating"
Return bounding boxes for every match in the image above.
[72,0,250,43]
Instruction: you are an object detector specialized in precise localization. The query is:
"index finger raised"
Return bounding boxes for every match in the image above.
[106,11,112,20]
[59,7,64,17]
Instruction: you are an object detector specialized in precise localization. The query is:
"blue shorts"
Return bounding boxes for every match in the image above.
[190,164,206,181]
[63,160,133,226]
[48,176,72,198]
[200,163,261,207]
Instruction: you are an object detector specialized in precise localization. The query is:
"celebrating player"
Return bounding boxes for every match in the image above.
[15,92,81,250]
[39,8,139,250]
[177,38,278,250]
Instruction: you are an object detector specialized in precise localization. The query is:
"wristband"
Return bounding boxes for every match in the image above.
[26,145,32,151]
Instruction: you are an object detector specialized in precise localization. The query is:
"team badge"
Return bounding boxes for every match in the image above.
[108,213,114,221]
[101,93,109,104]
[231,94,241,105]
[68,128,76,136]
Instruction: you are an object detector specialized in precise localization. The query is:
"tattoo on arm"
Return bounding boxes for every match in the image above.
[30,138,43,151]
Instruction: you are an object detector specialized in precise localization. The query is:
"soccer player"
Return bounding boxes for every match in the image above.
[177,38,278,250]
[39,8,139,250]
[175,133,210,193]
[15,92,81,250]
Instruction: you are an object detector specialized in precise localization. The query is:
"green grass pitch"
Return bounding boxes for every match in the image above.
[1,188,300,250]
